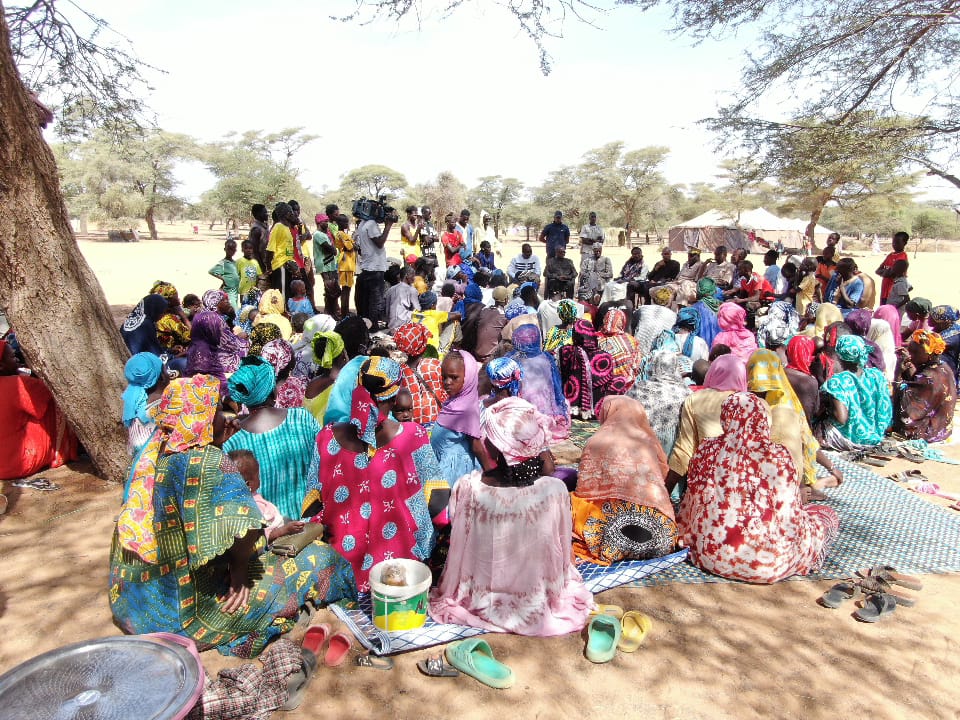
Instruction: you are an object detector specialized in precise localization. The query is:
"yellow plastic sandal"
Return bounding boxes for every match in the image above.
[589,604,625,619]
[617,611,652,653]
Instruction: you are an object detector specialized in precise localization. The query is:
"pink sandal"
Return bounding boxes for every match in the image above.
[324,630,353,667]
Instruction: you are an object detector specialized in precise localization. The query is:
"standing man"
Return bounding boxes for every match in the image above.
[482,214,501,257]
[265,202,301,301]
[578,211,605,251]
[876,231,909,305]
[539,210,570,259]
[578,244,613,300]
[355,204,397,330]
[455,209,476,262]
[208,238,240,310]
[419,206,439,266]
[248,204,271,273]
[313,214,341,317]
[288,200,315,307]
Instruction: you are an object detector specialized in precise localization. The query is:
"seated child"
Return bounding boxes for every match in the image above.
[286,280,314,316]
[228,449,304,542]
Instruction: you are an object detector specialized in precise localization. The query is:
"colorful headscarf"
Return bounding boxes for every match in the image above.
[202,289,228,311]
[558,299,578,324]
[714,303,757,363]
[600,309,628,336]
[703,354,747,392]
[261,339,294,376]
[185,311,227,394]
[836,335,870,366]
[312,331,345,369]
[122,353,163,427]
[437,350,482,438]
[930,305,958,326]
[911,329,946,356]
[249,322,282,356]
[785,335,815,375]
[464,283,484,306]
[350,356,403,457]
[117,374,220,563]
[486,357,524,397]
[228,357,276,407]
[480,396,550,465]
[505,298,529,320]
[874,305,903,348]
[419,291,438,309]
[696,278,720,312]
[259,289,285,316]
[650,285,676,308]
[845,309,873,337]
[394,322,432,357]
[675,306,701,357]
[150,281,177,301]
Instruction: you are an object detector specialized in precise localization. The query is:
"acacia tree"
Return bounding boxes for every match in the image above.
[411,171,468,219]
[468,175,524,237]
[0,2,133,481]
[339,164,408,201]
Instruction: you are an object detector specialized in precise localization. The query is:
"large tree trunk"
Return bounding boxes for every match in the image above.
[145,205,158,240]
[0,7,129,482]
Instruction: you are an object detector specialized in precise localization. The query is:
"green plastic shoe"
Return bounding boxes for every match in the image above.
[585,614,621,663]
[445,639,515,689]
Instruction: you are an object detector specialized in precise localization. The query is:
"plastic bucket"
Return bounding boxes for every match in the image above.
[369,559,432,632]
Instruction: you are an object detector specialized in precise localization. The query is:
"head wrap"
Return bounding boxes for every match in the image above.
[675,306,700,332]
[480,397,551,465]
[805,302,821,322]
[464,283,483,306]
[650,285,675,307]
[348,356,403,457]
[600,309,627,336]
[394,322,432,357]
[259,289,285,316]
[696,278,720,312]
[905,298,932,316]
[703,354,748,392]
[228,357,277,407]
[312,331,345,369]
[419,291,438,310]
[249,322,282,357]
[558,299,578,324]
[202,289,228,311]
[315,213,328,223]
[836,334,870,366]
[437,351,482,438]
[911,329,946,356]
[459,263,476,281]
[185,311,228,396]
[930,305,959,326]
[446,265,462,279]
[360,355,402,402]
[505,298,529,320]
[121,295,169,355]
[510,323,544,357]
[150,281,178,301]
[122,353,164,427]
[845,309,873,337]
[486,357,523,397]
[261,339,294,376]
[641,349,686,384]
[874,305,903,348]
[786,335,815,375]
[758,317,791,349]
[519,281,537,296]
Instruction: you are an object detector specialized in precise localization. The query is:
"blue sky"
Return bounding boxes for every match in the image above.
[55,0,956,202]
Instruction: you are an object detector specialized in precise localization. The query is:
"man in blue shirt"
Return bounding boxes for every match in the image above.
[538,211,570,259]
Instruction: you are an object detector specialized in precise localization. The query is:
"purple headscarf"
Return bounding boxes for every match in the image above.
[186,311,227,393]
[845,309,885,372]
[437,350,482,438]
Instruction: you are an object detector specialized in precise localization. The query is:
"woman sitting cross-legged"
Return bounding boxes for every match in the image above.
[429,396,594,636]
[301,356,439,593]
[572,396,677,565]
[677,392,839,584]
[894,329,957,442]
[109,374,356,658]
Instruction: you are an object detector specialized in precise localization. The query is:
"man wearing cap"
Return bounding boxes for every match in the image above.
[313,213,340,316]
[539,210,570,259]
[579,212,605,250]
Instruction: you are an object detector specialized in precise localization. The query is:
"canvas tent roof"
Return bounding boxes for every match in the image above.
[668,208,811,253]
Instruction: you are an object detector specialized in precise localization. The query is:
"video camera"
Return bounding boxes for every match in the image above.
[352,196,399,224]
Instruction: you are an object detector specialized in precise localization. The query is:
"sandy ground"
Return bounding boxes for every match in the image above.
[1,225,960,718]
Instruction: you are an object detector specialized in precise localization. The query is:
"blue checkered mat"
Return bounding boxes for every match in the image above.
[631,457,960,586]
[330,550,688,656]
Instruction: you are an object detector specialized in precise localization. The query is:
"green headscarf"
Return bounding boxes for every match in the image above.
[905,297,932,316]
[697,277,720,312]
[836,335,870,367]
[312,331,346,369]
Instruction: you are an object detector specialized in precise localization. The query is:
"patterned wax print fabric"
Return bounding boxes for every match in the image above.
[627,350,692,456]
[399,358,447,426]
[821,369,893,447]
[156,312,191,350]
[896,359,956,442]
[306,422,437,592]
[109,446,357,658]
[429,472,594,636]
[222,408,322,519]
[635,305,677,356]
[677,393,839,584]
[598,309,642,384]
[507,323,571,442]
[559,320,630,419]
[275,375,308,409]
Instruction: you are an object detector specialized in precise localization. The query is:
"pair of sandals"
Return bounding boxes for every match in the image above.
[585,605,652,662]
[283,623,357,711]
[819,565,923,623]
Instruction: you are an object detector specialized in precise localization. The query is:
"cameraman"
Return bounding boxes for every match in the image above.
[355,202,398,330]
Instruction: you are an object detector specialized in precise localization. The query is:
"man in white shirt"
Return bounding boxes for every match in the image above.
[355,206,397,329]
[579,211,605,250]
[507,244,542,282]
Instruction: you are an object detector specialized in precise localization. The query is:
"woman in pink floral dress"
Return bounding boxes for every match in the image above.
[677,392,839,583]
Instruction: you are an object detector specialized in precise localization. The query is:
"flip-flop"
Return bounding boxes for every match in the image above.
[818,581,864,609]
[324,630,353,667]
[857,565,924,591]
[302,622,331,656]
[857,456,888,467]
[854,593,897,623]
[856,576,918,607]
[356,654,394,670]
[417,654,460,677]
[617,611,652,652]
[585,614,621,663]
[897,446,925,464]
[281,648,318,711]
[445,639,515,689]
[589,604,625,619]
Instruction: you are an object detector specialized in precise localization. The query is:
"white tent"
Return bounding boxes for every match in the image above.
[669,208,805,253]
